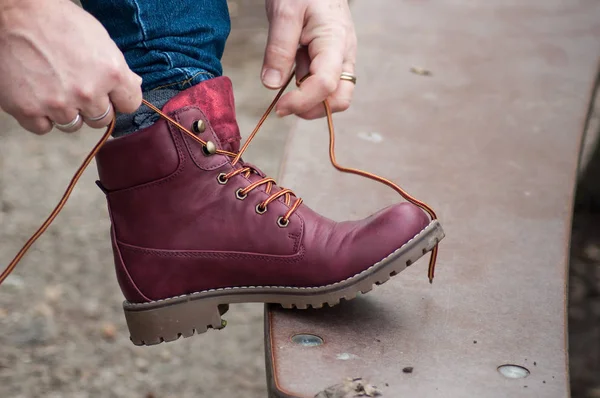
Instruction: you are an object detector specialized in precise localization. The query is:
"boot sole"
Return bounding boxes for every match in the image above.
[123,220,445,346]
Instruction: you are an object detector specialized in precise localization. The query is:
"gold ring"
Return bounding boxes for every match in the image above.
[340,72,357,85]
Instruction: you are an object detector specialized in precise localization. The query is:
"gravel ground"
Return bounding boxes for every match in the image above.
[0,2,598,397]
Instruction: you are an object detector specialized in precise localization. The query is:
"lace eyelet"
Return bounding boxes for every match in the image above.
[235,188,248,200]
[256,204,268,214]
[192,120,206,133]
[202,141,217,156]
[217,173,228,185]
[277,217,290,228]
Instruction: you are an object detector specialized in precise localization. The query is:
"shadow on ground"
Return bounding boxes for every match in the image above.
[569,74,600,398]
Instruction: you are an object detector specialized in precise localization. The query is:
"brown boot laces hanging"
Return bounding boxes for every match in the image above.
[0,72,439,287]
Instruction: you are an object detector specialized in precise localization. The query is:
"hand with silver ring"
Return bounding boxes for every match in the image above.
[0,0,140,135]
[263,0,357,120]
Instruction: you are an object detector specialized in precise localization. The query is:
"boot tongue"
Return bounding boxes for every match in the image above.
[161,76,241,152]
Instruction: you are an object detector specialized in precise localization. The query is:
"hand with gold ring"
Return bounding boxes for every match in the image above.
[262,0,357,120]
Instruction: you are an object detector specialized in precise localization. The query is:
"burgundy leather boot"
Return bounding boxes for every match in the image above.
[95,77,444,346]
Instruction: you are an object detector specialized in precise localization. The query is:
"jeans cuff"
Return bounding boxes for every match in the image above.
[147,70,216,92]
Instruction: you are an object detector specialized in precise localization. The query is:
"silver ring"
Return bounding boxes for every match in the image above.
[340,72,357,85]
[85,104,112,122]
[53,114,82,131]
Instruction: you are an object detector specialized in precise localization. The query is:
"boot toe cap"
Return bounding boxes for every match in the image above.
[325,202,431,282]
[366,202,430,260]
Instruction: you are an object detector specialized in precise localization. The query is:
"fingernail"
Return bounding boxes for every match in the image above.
[262,69,282,88]
[276,105,291,117]
[276,109,290,118]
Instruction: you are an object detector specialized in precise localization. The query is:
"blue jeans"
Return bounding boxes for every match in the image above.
[80,0,230,91]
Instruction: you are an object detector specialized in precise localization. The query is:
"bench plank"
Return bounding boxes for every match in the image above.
[265,0,600,397]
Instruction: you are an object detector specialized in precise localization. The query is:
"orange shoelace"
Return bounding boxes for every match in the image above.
[0,73,439,286]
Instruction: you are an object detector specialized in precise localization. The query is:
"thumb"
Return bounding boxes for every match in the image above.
[262,5,304,89]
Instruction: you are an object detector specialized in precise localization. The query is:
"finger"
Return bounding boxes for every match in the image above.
[81,98,114,129]
[276,35,345,116]
[297,61,356,120]
[295,79,354,120]
[109,72,143,114]
[48,108,84,134]
[262,4,303,89]
[15,115,53,135]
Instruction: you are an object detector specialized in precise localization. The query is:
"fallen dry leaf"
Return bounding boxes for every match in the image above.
[410,66,432,76]
[315,377,382,397]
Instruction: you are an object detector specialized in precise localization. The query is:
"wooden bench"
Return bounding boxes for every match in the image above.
[265,0,600,396]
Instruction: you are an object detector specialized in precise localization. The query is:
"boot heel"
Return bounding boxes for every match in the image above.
[123,298,229,346]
